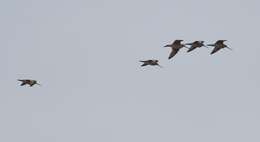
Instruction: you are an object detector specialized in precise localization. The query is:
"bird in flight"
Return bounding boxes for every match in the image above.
[207,40,231,55]
[18,79,41,87]
[164,40,187,59]
[139,60,162,68]
[185,41,207,52]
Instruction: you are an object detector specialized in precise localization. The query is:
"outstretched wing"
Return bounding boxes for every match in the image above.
[168,48,179,59]
[140,60,152,63]
[141,63,149,67]
[211,47,221,55]
[216,40,226,45]
[20,82,27,86]
[18,79,27,86]
[187,46,197,52]
[18,79,25,82]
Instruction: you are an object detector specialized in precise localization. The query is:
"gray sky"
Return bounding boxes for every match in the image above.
[1,0,260,142]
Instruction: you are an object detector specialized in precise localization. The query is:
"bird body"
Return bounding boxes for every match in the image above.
[164,40,186,59]
[140,60,162,67]
[18,79,41,87]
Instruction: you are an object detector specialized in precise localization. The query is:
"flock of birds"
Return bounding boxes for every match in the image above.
[140,40,231,67]
[18,40,230,87]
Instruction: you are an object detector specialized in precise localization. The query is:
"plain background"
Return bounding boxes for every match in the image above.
[1,0,260,141]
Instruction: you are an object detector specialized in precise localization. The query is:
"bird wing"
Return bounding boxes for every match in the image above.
[140,60,150,66]
[187,46,197,52]
[141,63,149,66]
[216,40,225,45]
[18,79,30,82]
[169,48,179,59]
[20,82,27,86]
[140,60,153,63]
[211,47,221,54]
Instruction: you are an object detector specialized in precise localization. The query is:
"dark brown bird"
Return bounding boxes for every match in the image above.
[139,60,162,68]
[207,40,231,55]
[164,40,187,59]
[185,41,207,52]
[18,79,41,87]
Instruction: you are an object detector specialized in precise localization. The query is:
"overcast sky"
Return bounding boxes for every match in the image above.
[1,0,260,142]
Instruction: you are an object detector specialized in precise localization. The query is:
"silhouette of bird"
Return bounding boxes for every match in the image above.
[185,41,207,52]
[164,40,187,59]
[18,79,41,87]
[139,60,162,68]
[207,40,231,55]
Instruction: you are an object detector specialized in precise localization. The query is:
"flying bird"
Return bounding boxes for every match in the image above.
[185,41,207,52]
[207,40,231,55]
[18,79,41,87]
[164,40,186,59]
[139,60,162,68]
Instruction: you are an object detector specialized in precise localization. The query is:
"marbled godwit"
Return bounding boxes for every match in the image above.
[139,60,162,68]
[18,79,41,87]
[185,41,207,52]
[207,40,231,55]
[164,40,186,59]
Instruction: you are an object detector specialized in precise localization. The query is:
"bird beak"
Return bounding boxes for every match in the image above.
[36,83,41,86]
[203,45,209,48]
[226,46,232,50]
[207,44,214,47]
[157,65,163,68]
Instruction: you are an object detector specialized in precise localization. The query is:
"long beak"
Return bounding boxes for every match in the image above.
[203,45,209,48]
[226,46,232,50]
[157,64,163,68]
[36,83,41,86]
[207,44,215,47]
[185,43,192,46]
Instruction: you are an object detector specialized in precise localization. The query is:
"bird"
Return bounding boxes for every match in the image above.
[185,41,207,52]
[164,40,187,59]
[18,79,41,87]
[139,60,162,68]
[207,40,231,55]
